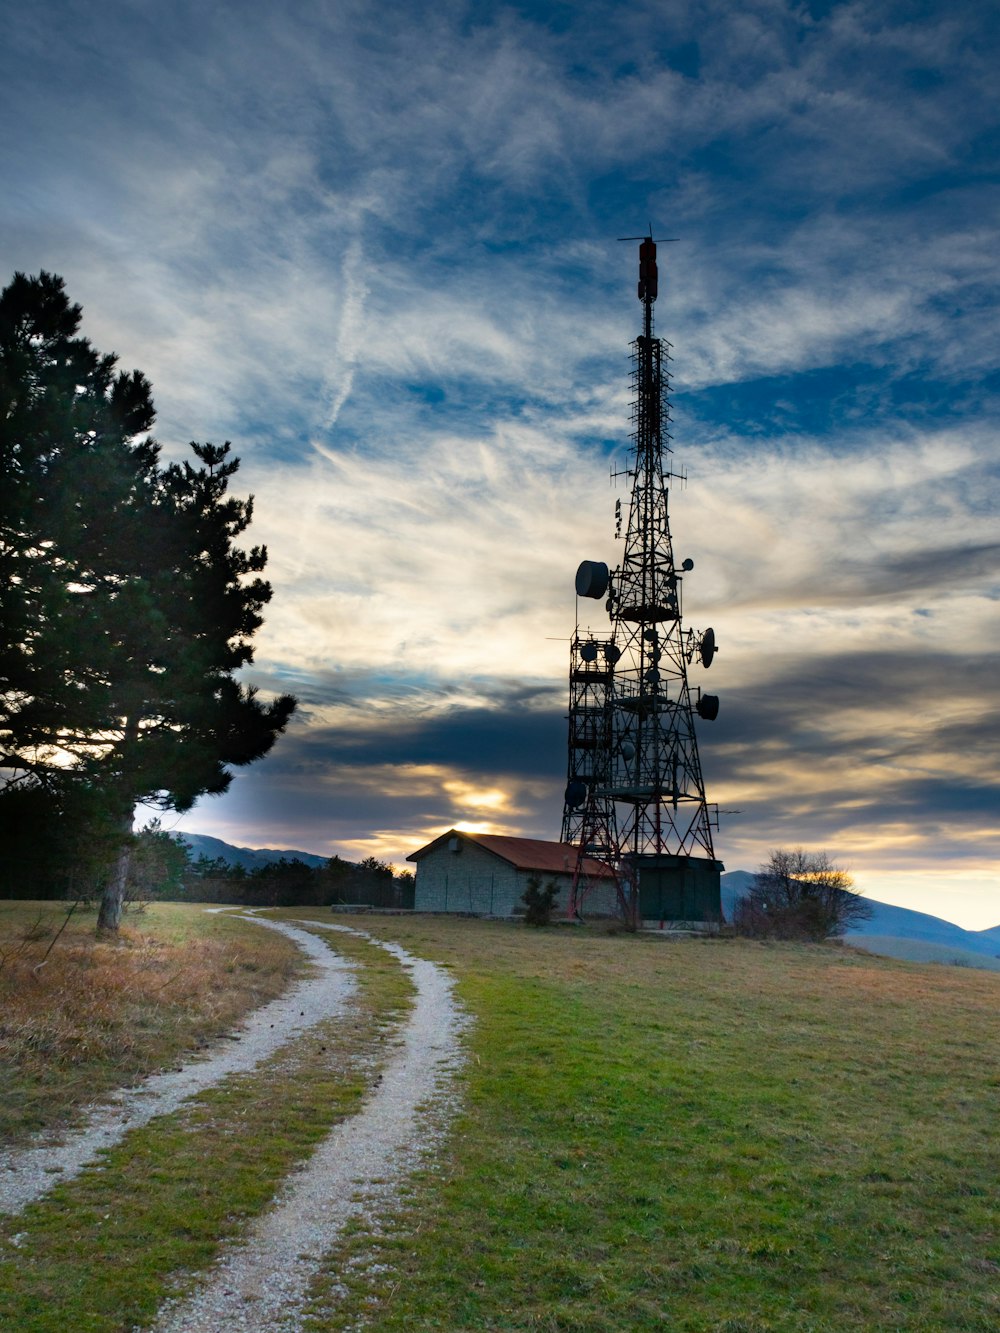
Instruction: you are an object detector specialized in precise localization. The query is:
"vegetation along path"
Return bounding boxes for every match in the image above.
[4,909,997,1331]
[152,923,466,1332]
[0,911,467,1333]
[0,915,357,1217]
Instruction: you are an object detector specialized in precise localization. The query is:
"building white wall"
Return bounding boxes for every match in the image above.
[412,840,619,917]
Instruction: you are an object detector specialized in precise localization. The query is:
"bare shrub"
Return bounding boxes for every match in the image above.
[733,848,872,942]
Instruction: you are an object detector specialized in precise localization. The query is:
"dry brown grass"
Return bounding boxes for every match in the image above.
[0,901,303,1144]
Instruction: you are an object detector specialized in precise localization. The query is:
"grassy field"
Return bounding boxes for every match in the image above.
[0,906,414,1332]
[1,905,998,1331]
[296,914,999,1333]
[0,900,304,1144]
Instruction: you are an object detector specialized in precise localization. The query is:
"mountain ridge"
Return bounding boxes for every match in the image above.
[173,832,328,871]
[722,870,1000,970]
[171,835,998,969]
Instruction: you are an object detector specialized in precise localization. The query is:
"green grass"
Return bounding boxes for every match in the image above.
[0,922,414,1333]
[294,918,1000,1332]
[2,909,998,1331]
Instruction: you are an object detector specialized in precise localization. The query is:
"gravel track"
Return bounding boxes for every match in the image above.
[149,922,467,1333]
[0,915,356,1217]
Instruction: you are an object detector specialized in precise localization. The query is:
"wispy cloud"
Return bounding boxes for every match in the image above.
[3,0,998,924]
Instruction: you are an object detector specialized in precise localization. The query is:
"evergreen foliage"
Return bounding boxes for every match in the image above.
[0,781,121,901]
[127,820,191,906]
[0,272,296,927]
[520,874,559,926]
[172,847,414,909]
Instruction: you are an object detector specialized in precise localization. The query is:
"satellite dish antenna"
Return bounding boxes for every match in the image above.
[604,643,622,664]
[700,627,717,669]
[575,560,610,600]
[681,557,694,571]
[696,694,720,721]
[580,641,599,663]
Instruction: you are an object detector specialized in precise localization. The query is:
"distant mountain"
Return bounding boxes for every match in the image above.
[166,846,996,969]
[847,896,1000,960]
[846,937,1000,972]
[720,870,754,919]
[173,832,328,871]
[721,870,1000,971]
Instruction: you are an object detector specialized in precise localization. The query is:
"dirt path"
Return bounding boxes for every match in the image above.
[149,922,466,1333]
[2,914,467,1329]
[0,915,356,1217]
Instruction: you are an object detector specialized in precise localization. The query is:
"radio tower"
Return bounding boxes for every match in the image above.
[562,237,723,924]
[560,628,628,919]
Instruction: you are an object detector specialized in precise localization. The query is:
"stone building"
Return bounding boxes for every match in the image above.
[407,829,617,918]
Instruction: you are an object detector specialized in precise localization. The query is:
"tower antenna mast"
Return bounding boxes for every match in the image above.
[561,235,724,925]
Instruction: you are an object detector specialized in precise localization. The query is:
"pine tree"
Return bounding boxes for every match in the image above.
[0,272,296,929]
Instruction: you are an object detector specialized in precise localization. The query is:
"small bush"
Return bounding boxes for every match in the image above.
[520,875,559,927]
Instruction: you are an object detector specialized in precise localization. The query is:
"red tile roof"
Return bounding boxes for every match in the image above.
[408,830,613,879]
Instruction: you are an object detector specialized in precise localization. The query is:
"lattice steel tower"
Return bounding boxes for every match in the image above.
[562,237,724,923]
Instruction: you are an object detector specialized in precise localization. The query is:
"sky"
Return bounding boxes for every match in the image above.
[2,0,998,928]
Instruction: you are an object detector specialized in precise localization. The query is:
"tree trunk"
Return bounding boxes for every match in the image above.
[97,809,135,933]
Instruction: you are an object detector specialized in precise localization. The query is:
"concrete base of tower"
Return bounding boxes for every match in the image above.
[632,854,725,924]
